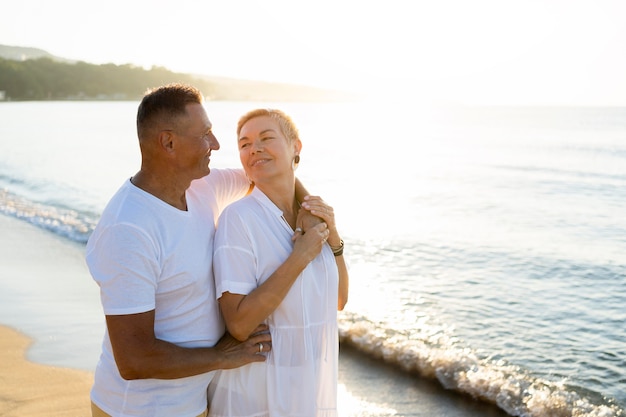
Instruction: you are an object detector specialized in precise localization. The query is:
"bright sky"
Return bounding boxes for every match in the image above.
[3,0,626,105]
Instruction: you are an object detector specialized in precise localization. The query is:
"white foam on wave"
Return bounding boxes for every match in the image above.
[338,312,624,417]
[0,189,96,243]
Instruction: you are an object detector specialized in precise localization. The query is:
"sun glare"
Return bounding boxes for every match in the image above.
[2,0,626,105]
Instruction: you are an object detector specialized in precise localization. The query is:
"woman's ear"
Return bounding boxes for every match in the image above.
[294,139,302,155]
[292,140,303,170]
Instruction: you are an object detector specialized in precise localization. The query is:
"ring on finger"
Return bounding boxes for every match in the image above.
[259,343,263,353]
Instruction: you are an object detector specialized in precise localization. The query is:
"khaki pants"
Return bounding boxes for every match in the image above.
[91,401,208,417]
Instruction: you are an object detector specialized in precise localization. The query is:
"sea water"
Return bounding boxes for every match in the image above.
[0,101,624,417]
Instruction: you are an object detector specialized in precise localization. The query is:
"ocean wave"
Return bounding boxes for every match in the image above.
[338,311,624,417]
[0,189,97,244]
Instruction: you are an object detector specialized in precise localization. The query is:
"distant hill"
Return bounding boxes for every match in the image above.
[0,44,356,102]
[0,44,74,63]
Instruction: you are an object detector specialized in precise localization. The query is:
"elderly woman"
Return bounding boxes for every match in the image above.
[208,109,349,417]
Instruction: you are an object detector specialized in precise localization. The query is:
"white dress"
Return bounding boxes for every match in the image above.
[209,188,339,417]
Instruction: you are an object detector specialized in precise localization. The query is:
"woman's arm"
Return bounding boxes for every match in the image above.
[333,249,349,311]
[300,196,349,310]
[219,221,330,341]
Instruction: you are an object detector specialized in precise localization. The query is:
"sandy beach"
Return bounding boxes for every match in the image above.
[0,325,94,417]
[0,213,509,417]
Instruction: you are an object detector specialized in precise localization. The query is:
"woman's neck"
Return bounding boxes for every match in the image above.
[256,179,298,226]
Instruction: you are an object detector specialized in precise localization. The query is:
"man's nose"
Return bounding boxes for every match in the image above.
[209,132,220,150]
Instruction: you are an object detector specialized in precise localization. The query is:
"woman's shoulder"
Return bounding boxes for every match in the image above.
[220,194,257,217]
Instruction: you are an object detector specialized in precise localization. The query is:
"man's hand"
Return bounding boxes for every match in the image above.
[214,324,272,370]
[295,206,323,236]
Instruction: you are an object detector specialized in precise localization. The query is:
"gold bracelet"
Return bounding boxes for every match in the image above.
[330,239,344,257]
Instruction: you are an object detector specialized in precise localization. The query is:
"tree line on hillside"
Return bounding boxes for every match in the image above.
[0,57,216,100]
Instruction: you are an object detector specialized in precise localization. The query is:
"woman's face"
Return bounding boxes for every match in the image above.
[238,115,300,184]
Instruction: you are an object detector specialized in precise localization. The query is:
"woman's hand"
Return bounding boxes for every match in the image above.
[292,221,329,263]
[298,196,341,247]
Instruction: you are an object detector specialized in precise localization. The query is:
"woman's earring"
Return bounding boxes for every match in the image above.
[292,155,300,171]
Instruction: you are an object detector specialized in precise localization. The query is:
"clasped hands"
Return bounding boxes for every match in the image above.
[292,195,341,249]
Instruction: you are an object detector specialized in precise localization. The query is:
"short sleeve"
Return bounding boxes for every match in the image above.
[213,206,258,299]
[86,223,158,315]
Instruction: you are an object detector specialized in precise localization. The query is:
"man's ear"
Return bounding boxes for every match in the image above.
[159,131,175,153]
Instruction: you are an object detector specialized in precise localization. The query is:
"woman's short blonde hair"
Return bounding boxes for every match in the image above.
[237,109,300,144]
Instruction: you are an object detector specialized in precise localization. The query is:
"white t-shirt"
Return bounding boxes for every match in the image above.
[86,169,249,417]
[209,188,339,417]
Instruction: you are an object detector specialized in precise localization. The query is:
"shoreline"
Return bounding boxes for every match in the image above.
[0,213,510,416]
[0,325,94,417]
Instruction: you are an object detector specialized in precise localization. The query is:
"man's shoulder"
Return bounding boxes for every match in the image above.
[99,181,171,227]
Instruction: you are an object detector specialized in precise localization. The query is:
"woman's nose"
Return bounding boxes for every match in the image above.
[251,140,263,152]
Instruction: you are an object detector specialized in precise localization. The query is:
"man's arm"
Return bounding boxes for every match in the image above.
[294,178,309,205]
[294,178,323,231]
[106,311,270,380]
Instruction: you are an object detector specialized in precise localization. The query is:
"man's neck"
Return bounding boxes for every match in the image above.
[130,170,189,211]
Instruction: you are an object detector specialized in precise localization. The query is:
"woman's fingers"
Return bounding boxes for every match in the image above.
[301,196,335,228]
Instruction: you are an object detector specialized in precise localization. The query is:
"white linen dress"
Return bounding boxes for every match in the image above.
[209,188,339,417]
